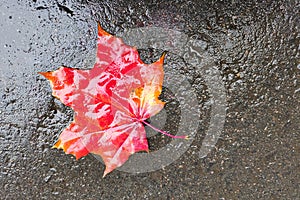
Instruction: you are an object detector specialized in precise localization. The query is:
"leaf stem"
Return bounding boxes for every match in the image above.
[141,120,187,139]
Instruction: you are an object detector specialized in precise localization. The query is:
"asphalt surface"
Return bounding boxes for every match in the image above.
[0,0,299,199]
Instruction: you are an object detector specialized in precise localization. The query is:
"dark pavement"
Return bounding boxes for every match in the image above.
[0,0,299,199]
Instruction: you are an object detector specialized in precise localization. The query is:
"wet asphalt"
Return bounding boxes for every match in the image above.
[0,0,299,199]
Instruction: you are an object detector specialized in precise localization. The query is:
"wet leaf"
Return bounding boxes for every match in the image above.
[40,23,185,177]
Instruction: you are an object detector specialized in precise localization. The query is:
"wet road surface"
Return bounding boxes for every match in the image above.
[0,0,299,199]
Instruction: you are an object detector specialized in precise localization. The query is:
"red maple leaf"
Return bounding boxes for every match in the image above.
[40,23,186,177]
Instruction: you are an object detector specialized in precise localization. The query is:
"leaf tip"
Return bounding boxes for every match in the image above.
[157,52,166,65]
[52,140,61,149]
[161,51,166,59]
[98,22,111,37]
[103,168,113,178]
[150,52,166,68]
[39,71,52,79]
[75,154,81,160]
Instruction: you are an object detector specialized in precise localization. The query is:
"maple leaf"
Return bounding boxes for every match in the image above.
[40,23,186,177]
